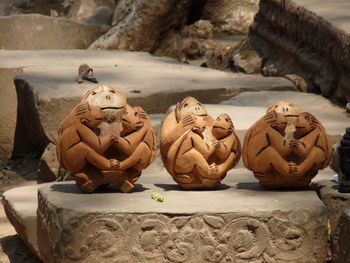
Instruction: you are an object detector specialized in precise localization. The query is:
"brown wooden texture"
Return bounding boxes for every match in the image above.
[160,97,241,189]
[56,85,157,193]
[243,101,332,188]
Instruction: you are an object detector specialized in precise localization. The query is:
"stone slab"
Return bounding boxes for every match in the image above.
[0,68,21,159]
[1,168,328,263]
[311,178,350,263]
[1,185,40,259]
[293,0,350,34]
[335,207,350,263]
[0,50,296,153]
[221,91,350,138]
[0,14,110,50]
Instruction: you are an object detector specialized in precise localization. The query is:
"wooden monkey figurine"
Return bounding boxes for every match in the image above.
[160,97,241,189]
[243,101,332,188]
[57,86,157,193]
[56,101,119,192]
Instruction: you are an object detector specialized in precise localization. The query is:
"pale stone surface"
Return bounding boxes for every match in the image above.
[335,207,350,263]
[3,168,333,262]
[0,68,21,159]
[0,50,295,149]
[311,178,350,263]
[37,171,329,262]
[221,91,349,138]
[2,185,40,258]
[0,14,109,50]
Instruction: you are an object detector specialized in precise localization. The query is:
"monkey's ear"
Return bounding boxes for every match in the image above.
[81,90,91,101]
[175,102,181,123]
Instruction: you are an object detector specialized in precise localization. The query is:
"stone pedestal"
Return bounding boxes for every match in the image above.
[33,170,327,263]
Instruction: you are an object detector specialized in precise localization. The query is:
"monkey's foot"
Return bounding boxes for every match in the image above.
[120,180,134,193]
[73,173,97,193]
[174,174,193,184]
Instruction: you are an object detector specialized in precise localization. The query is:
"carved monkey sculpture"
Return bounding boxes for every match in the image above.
[57,86,156,193]
[161,97,241,189]
[56,101,119,192]
[243,101,332,188]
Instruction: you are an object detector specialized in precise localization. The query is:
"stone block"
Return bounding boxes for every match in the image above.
[35,170,327,263]
[2,185,40,259]
[0,14,109,50]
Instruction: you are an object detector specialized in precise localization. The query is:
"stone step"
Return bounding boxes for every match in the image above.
[2,168,334,263]
[0,50,296,158]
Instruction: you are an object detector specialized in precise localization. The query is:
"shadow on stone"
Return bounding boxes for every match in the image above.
[155,183,230,191]
[50,183,149,194]
[0,235,41,263]
[236,181,313,192]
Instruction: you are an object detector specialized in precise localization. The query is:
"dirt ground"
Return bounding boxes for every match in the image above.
[0,156,42,263]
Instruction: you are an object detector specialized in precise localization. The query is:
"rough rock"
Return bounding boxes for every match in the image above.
[0,14,110,50]
[284,74,309,93]
[0,68,22,159]
[85,5,114,25]
[2,185,40,259]
[181,20,214,39]
[90,0,194,51]
[0,0,73,16]
[38,143,60,182]
[221,91,350,141]
[230,37,262,74]
[153,32,185,60]
[232,52,262,74]
[0,50,295,154]
[311,179,350,263]
[335,207,350,263]
[68,0,116,24]
[202,0,259,34]
[249,0,350,104]
[346,102,350,113]
[3,168,328,263]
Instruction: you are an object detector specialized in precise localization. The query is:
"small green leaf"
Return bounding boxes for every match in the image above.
[151,192,164,202]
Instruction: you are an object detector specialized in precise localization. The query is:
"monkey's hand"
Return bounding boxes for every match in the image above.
[288,162,298,176]
[109,159,121,170]
[213,140,221,150]
[289,139,308,158]
[181,113,196,128]
[264,110,286,125]
[135,107,149,120]
[74,101,90,116]
[208,163,220,178]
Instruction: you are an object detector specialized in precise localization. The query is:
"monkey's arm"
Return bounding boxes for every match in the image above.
[161,112,195,154]
[114,126,148,155]
[78,124,111,154]
[291,128,319,158]
[215,135,235,160]
[267,126,292,156]
[192,134,211,159]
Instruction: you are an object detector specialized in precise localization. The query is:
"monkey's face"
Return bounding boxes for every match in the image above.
[121,104,143,134]
[192,117,206,134]
[175,97,208,122]
[268,101,302,118]
[212,114,233,139]
[83,85,126,123]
